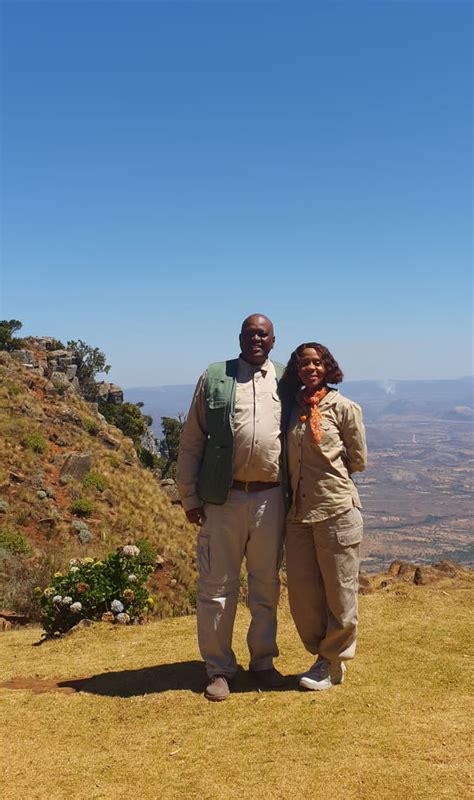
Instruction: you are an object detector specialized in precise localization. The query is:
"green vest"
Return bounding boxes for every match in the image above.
[197,358,285,505]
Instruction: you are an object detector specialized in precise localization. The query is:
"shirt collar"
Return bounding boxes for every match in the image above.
[238,356,270,377]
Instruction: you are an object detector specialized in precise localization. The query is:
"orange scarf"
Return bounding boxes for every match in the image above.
[298,387,328,444]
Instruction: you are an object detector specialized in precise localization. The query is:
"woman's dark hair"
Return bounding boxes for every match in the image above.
[280,342,344,399]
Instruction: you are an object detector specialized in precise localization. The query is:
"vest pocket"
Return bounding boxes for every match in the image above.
[198,443,233,504]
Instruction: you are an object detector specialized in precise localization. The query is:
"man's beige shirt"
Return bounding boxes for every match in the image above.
[287,389,367,524]
[177,357,281,511]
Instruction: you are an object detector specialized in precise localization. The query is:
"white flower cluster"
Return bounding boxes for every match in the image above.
[127,574,137,583]
[53,595,62,604]
[116,612,130,624]
[69,559,78,566]
[62,596,73,605]
[122,545,140,557]
[111,599,124,613]
[70,566,79,574]
[70,602,82,613]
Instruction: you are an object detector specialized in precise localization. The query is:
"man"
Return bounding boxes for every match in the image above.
[177,314,286,701]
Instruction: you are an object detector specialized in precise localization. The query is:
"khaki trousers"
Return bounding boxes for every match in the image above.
[196,487,284,679]
[285,507,363,663]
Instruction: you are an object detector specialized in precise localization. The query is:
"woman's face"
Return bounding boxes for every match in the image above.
[297,347,327,392]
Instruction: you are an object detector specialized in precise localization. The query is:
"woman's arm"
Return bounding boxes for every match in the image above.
[340,400,367,474]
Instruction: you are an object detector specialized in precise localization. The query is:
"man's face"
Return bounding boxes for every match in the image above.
[239,315,275,365]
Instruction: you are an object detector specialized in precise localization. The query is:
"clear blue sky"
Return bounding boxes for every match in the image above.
[1,0,472,386]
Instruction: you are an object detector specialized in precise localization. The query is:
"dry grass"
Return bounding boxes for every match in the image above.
[1,577,472,800]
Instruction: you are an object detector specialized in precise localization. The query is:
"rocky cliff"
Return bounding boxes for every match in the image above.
[0,344,196,619]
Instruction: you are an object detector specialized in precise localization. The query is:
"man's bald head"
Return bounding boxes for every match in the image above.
[240,313,274,337]
[239,314,275,366]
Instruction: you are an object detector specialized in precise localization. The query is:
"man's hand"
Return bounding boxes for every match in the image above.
[185,507,206,526]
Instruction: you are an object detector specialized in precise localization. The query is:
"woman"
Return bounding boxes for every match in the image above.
[281,342,367,691]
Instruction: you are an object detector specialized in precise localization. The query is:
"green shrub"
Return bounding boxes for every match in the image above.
[70,498,95,517]
[49,338,65,350]
[6,381,21,396]
[82,417,99,436]
[0,528,31,555]
[0,319,24,352]
[135,538,157,566]
[138,447,159,469]
[38,545,154,636]
[187,586,197,609]
[21,432,48,453]
[100,402,147,445]
[52,380,67,395]
[83,471,108,492]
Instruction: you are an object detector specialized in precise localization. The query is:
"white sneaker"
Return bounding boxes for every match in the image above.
[298,657,346,691]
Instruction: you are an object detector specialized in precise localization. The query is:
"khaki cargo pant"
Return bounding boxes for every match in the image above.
[285,507,363,663]
[196,487,284,679]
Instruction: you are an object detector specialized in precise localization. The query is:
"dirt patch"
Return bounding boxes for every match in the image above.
[0,676,87,694]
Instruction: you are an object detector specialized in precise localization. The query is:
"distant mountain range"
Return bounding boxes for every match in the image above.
[125,377,473,434]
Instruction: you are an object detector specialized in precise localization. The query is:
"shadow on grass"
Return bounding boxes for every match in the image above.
[57,662,297,697]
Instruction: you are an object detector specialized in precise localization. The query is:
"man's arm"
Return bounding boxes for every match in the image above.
[176,373,208,524]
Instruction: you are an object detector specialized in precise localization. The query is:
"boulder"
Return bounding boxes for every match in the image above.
[107,385,124,404]
[9,470,25,483]
[94,382,123,405]
[13,350,38,367]
[50,371,70,388]
[432,560,465,577]
[0,610,30,625]
[60,453,92,481]
[160,479,180,504]
[358,573,374,595]
[413,566,443,585]
[97,431,121,450]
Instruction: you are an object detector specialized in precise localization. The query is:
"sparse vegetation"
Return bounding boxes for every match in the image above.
[82,471,108,492]
[70,498,95,517]
[82,417,100,435]
[21,432,48,453]
[135,538,157,566]
[0,528,31,555]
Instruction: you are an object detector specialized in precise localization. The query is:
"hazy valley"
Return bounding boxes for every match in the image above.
[126,378,474,572]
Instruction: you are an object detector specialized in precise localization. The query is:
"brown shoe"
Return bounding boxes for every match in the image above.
[204,675,230,701]
[250,667,286,689]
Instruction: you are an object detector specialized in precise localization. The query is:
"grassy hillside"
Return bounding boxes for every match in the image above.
[0,350,197,618]
[1,575,472,800]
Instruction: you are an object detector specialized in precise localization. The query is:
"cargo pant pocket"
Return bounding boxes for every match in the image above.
[196,532,210,578]
[335,507,363,546]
